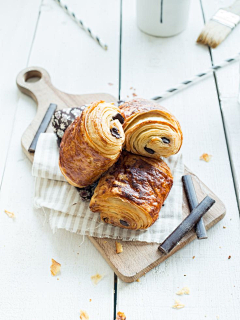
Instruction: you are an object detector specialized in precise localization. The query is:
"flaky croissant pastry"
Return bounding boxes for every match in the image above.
[89,151,173,230]
[119,98,183,158]
[59,100,125,188]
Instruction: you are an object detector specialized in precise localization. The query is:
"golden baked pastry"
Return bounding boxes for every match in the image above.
[119,98,183,158]
[90,151,173,230]
[59,100,125,188]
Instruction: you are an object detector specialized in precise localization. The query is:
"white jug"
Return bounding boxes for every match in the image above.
[137,0,191,37]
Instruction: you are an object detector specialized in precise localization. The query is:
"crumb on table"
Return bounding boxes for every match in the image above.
[200,153,212,162]
[176,286,190,295]
[80,310,89,320]
[91,273,103,285]
[4,210,15,218]
[50,259,61,276]
[116,311,126,320]
[172,299,185,309]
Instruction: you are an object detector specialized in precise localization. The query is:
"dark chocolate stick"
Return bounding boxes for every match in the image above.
[29,103,57,153]
[158,195,215,254]
[182,175,208,239]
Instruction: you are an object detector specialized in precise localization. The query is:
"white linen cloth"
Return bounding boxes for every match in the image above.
[32,133,184,243]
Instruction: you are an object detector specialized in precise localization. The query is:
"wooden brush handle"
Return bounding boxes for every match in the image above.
[225,1,240,16]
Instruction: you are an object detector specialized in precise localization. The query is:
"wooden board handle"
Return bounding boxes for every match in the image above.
[17,66,117,163]
[16,66,52,105]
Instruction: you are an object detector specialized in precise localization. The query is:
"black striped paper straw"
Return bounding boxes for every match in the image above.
[152,52,240,101]
[54,0,108,50]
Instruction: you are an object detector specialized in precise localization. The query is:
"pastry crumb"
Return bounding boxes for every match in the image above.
[50,259,61,276]
[200,153,212,162]
[116,241,123,254]
[132,93,137,97]
[136,279,140,282]
[4,210,15,218]
[228,255,231,259]
[57,278,59,280]
[172,299,185,309]
[223,226,226,229]
[192,256,195,259]
[108,83,113,86]
[89,299,92,302]
[176,287,190,295]
[80,310,89,320]
[91,273,103,285]
[116,311,126,320]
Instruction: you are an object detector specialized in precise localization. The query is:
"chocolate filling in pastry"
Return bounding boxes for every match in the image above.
[59,100,125,188]
[120,220,129,227]
[119,98,183,158]
[90,151,173,230]
[110,127,121,139]
[144,146,155,154]
[161,137,170,144]
[112,113,124,124]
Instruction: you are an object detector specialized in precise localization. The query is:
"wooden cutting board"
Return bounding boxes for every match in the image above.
[17,66,226,283]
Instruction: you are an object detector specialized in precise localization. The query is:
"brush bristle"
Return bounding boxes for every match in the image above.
[197,20,232,48]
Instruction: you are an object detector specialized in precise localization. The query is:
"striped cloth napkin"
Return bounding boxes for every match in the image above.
[32,133,184,243]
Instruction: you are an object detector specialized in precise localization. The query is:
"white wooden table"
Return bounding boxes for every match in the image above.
[1,0,240,319]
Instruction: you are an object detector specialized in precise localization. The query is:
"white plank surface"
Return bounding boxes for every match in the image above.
[1,0,240,319]
[0,0,42,184]
[201,0,240,206]
[0,0,120,319]
[117,0,240,319]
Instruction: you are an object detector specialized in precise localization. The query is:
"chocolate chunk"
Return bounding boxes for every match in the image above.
[144,146,155,154]
[110,127,121,139]
[120,220,129,227]
[103,217,109,223]
[112,113,124,124]
[161,137,170,144]
[182,175,207,239]
[76,179,98,201]
[158,196,215,254]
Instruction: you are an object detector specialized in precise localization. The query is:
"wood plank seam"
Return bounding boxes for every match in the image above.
[114,0,123,316]
[0,1,43,192]
[211,71,240,210]
[199,0,240,211]
[118,0,123,101]
[26,0,44,65]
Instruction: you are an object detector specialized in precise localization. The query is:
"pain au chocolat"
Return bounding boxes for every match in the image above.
[89,151,173,230]
[59,101,125,188]
[119,98,183,158]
